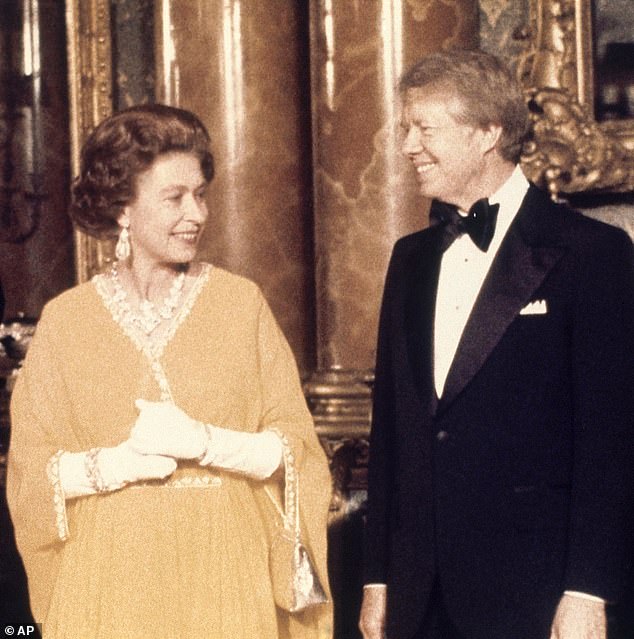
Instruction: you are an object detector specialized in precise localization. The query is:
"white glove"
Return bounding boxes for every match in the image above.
[58,441,177,498]
[99,441,177,488]
[129,399,208,460]
[130,399,283,479]
[199,425,283,479]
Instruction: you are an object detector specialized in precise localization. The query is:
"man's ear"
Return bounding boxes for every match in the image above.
[480,123,503,155]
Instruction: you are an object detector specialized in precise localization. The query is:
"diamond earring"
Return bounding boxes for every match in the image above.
[115,226,130,261]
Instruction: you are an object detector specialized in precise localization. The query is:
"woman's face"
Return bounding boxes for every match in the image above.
[119,151,209,268]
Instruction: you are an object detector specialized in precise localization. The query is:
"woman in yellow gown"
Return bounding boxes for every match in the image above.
[7,104,332,639]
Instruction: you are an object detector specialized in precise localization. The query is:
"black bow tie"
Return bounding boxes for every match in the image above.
[431,198,500,252]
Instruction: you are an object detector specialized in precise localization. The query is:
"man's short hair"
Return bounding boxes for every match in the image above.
[399,49,529,163]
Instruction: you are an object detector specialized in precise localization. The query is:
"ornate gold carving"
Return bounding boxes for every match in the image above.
[323,437,369,521]
[518,0,634,197]
[305,369,373,435]
[66,0,115,282]
[305,369,372,515]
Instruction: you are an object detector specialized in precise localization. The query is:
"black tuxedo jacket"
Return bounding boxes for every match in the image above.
[364,185,634,639]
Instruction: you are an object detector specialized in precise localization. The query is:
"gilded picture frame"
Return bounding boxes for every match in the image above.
[518,0,634,198]
[66,0,114,283]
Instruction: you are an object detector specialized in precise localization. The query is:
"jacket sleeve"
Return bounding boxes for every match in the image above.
[363,243,403,584]
[565,226,634,601]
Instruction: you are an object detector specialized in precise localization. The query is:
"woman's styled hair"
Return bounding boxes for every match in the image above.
[69,104,214,238]
[399,49,529,163]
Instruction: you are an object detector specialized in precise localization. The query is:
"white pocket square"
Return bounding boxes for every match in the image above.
[520,299,548,315]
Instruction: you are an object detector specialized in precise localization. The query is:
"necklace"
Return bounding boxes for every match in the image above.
[110,262,187,335]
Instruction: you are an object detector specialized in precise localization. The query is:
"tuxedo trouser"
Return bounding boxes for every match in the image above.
[412,579,465,639]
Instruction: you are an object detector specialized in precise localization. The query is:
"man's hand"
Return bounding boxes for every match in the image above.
[359,585,387,639]
[549,593,606,639]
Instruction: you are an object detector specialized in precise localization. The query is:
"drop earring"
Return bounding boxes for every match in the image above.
[115,225,130,261]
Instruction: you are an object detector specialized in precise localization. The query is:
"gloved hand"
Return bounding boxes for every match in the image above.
[198,425,283,479]
[129,399,208,460]
[58,441,177,498]
[99,440,178,488]
[130,399,283,479]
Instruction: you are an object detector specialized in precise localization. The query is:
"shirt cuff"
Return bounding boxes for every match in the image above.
[364,587,604,602]
[364,583,387,589]
[563,590,606,604]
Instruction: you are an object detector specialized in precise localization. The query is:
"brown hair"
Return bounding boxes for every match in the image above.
[69,104,214,238]
[399,49,529,163]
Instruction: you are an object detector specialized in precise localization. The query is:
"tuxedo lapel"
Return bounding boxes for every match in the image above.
[438,189,566,411]
[405,226,445,409]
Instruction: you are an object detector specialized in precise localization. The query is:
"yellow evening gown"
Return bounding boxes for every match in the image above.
[7,264,332,639]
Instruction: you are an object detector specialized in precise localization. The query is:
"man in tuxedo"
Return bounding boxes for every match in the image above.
[359,49,634,639]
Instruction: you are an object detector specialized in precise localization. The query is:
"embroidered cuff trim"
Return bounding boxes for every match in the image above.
[47,450,69,541]
[265,428,297,533]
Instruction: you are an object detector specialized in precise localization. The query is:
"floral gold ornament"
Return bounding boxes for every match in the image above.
[518,0,634,197]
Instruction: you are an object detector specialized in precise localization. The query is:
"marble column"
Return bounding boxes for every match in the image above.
[154,0,315,374]
[306,5,479,633]
[306,0,479,440]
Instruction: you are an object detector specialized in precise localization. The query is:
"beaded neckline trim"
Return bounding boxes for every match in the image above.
[93,263,212,361]
[110,262,187,335]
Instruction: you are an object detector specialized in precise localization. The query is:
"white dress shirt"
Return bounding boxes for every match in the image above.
[434,165,529,397]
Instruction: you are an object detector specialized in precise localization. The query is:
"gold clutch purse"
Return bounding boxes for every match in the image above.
[265,432,328,613]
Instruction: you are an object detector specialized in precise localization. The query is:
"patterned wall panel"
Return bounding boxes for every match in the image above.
[0,0,74,320]
[111,0,155,109]
[479,0,529,73]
